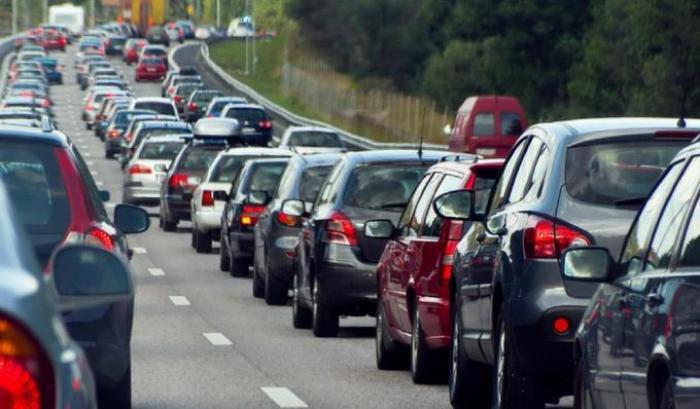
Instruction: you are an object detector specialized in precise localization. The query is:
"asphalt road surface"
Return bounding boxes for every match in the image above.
[50,44,572,409]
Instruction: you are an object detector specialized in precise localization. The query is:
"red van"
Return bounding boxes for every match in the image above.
[371,157,504,384]
[448,95,527,158]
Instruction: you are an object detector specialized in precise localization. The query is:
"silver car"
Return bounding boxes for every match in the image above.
[123,134,189,205]
[275,126,347,154]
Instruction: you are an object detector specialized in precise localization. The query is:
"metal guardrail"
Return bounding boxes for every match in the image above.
[169,42,448,152]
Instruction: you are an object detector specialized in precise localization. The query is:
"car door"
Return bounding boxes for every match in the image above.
[620,156,700,408]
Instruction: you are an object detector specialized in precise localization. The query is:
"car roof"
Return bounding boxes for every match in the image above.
[0,124,69,147]
[224,103,265,110]
[291,152,344,166]
[139,120,190,129]
[286,126,338,134]
[134,97,172,103]
[220,147,295,156]
[142,135,191,143]
[342,149,446,165]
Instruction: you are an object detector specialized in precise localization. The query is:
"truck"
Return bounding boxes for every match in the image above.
[48,3,85,35]
[131,0,167,37]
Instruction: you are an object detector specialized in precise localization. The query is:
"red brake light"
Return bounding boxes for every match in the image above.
[324,211,357,246]
[0,315,55,409]
[86,228,114,251]
[277,212,298,227]
[168,173,189,188]
[259,120,272,129]
[108,129,120,139]
[188,102,198,112]
[523,215,590,259]
[128,164,152,175]
[440,221,463,281]
[201,190,214,207]
[240,205,265,226]
[174,95,182,104]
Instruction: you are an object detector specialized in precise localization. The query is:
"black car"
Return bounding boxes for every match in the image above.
[221,104,273,146]
[563,138,700,409]
[253,153,341,305]
[440,118,700,409]
[146,26,170,47]
[292,150,443,337]
[104,109,156,159]
[220,158,291,278]
[186,89,224,122]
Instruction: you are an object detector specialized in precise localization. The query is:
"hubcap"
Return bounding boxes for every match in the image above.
[496,325,506,409]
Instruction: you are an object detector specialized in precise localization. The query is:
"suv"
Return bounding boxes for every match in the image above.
[253,153,341,305]
[372,157,502,383]
[291,150,444,337]
[192,147,293,254]
[441,118,700,409]
[565,138,700,409]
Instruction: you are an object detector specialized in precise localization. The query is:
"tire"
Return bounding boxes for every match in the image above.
[160,208,177,231]
[191,228,197,248]
[492,309,544,409]
[375,301,407,370]
[105,150,114,159]
[230,254,250,278]
[99,365,131,409]
[264,262,288,305]
[252,268,265,298]
[292,270,312,328]
[660,378,674,409]
[312,280,339,337]
[449,306,491,409]
[411,306,447,384]
[219,230,230,272]
[194,228,212,253]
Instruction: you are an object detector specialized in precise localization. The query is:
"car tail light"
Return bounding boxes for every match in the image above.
[85,228,114,251]
[174,95,182,104]
[440,221,463,282]
[108,129,120,139]
[0,314,55,409]
[523,215,590,259]
[240,205,265,226]
[201,190,214,207]
[324,211,357,246]
[277,212,298,227]
[259,120,272,129]
[188,102,198,112]
[41,100,49,108]
[168,173,198,189]
[128,164,152,175]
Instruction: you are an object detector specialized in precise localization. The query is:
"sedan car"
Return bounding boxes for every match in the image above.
[276,126,347,154]
[146,26,170,47]
[135,57,168,81]
[172,82,205,114]
[37,56,63,84]
[293,150,444,337]
[253,153,341,305]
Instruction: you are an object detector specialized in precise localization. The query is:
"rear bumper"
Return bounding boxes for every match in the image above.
[317,245,377,316]
[194,208,223,232]
[124,184,161,204]
[136,71,165,80]
[231,231,254,259]
[163,194,191,220]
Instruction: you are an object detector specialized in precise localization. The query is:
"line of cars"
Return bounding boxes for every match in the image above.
[0,41,151,408]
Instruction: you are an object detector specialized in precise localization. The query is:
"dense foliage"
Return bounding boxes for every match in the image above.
[287,0,700,120]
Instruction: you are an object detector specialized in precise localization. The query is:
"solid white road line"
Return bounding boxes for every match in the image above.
[133,247,148,254]
[261,387,309,408]
[203,333,232,346]
[148,268,166,276]
[169,296,191,306]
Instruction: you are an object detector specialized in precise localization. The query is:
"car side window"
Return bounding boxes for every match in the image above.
[524,146,550,202]
[487,139,528,215]
[315,162,344,207]
[678,187,700,267]
[644,158,700,271]
[508,138,543,203]
[423,174,463,237]
[620,162,683,276]
[397,174,433,237]
[407,174,442,238]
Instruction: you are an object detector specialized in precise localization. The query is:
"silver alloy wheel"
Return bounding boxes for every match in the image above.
[293,273,299,316]
[450,315,459,393]
[496,325,506,409]
[411,309,419,374]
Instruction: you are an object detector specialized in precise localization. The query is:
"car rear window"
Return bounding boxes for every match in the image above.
[501,112,523,136]
[566,141,684,206]
[139,142,184,160]
[193,92,220,103]
[299,165,333,202]
[247,162,288,193]
[226,108,266,122]
[177,84,201,95]
[342,164,428,210]
[145,48,166,56]
[135,102,175,116]
[209,155,254,183]
[0,142,69,230]
[473,113,495,136]
[180,147,220,171]
[288,132,343,148]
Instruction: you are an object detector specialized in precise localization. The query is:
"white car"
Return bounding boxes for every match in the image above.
[195,27,212,41]
[190,147,294,253]
[123,135,189,205]
[276,126,347,154]
[129,97,179,120]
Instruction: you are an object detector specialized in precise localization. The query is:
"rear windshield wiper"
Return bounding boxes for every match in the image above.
[614,197,647,206]
[380,202,408,209]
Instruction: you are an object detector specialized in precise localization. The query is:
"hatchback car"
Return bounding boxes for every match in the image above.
[253,153,341,305]
[292,150,444,337]
[221,104,273,146]
[564,138,700,409]
[146,27,170,47]
[193,147,294,253]
[37,56,63,84]
[372,157,502,383]
[220,158,291,277]
[439,118,700,409]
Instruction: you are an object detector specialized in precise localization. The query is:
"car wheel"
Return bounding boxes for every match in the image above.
[660,378,674,409]
[105,150,114,159]
[264,262,288,305]
[492,309,543,409]
[252,268,264,298]
[191,228,197,248]
[449,306,490,409]
[99,365,131,409]
[219,230,231,272]
[230,254,250,277]
[194,229,212,253]
[292,271,312,328]
[312,280,338,337]
[376,301,407,370]
[411,306,446,384]
[160,207,177,231]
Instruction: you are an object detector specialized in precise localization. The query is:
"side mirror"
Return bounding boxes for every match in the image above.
[281,199,305,217]
[52,245,132,307]
[248,190,271,206]
[560,247,613,282]
[433,189,479,221]
[99,190,110,202]
[364,220,395,239]
[113,204,150,234]
[213,190,229,201]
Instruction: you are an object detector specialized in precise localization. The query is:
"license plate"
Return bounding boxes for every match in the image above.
[147,68,156,72]
[242,127,256,134]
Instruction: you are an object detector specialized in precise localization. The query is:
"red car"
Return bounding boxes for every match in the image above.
[373,157,503,383]
[42,30,67,51]
[123,39,146,65]
[135,57,167,81]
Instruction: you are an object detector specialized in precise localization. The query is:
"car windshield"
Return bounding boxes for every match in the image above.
[566,140,684,206]
[288,131,343,148]
[139,142,185,160]
[145,48,166,56]
[343,164,428,210]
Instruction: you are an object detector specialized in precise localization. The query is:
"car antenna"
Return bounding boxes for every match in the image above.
[678,93,688,128]
[417,104,426,161]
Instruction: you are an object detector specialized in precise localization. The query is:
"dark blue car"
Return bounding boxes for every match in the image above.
[563,138,700,409]
[38,57,63,84]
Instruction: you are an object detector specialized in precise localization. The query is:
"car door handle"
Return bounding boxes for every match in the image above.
[646,293,664,308]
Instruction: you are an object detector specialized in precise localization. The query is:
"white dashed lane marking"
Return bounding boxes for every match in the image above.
[261,387,309,408]
[169,296,191,306]
[203,333,232,346]
[133,247,148,254]
[148,268,166,276]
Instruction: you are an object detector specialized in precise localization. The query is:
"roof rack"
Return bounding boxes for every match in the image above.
[439,154,479,163]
